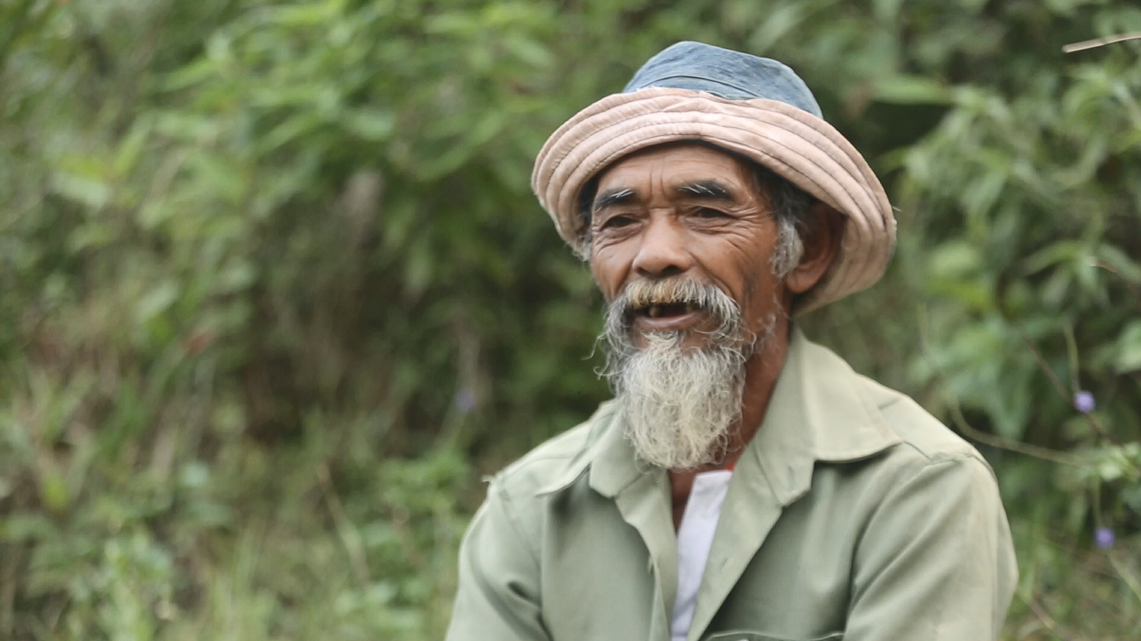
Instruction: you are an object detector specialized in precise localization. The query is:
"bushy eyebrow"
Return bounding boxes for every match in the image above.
[592,188,637,212]
[591,180,736,214]
[676,180,734,200]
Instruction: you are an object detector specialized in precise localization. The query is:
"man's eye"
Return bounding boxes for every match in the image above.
[693,207,728,218]
[600,215,636,229]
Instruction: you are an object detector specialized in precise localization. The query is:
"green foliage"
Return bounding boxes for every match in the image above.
[2,0,1140,639]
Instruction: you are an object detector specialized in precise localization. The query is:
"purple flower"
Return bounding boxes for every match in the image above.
[453,388,477,414]
[1074,390,1096,414]
[1095,526,1115,549]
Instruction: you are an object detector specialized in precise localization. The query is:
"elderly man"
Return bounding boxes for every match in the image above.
[447,42,1017,641]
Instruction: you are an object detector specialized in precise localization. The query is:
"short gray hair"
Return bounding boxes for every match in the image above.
[749,161,816,277]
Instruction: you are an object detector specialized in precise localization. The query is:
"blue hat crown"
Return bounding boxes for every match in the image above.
[623,41,822,118]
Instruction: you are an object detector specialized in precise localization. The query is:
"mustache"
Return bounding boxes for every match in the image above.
[624,278,728,310]
[604,278,745,346]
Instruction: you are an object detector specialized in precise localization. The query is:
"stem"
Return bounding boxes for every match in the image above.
[1064,32,1141,53]
[1107,551,1141,610]
[317,462,370,587]
[1092,259,1141,311]
[1027,597,1078,641]
[917,305,1079,466]
[947,397,1079,466]
[0,0,41,76]
[1010,319,1119,446]
[1064,323,1080,393]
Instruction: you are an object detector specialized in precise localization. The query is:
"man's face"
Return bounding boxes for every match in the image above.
[589,143,787,347]
[588,143,791,470]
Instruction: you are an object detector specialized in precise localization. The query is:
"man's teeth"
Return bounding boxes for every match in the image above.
[643,303,697,318]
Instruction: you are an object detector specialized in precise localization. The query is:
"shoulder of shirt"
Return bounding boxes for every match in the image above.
[843,363,994,475]
[489,400,616,496]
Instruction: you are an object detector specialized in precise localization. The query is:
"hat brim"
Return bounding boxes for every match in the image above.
[531,87,896,313]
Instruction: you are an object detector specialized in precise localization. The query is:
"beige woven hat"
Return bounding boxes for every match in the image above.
[531,42,896,313]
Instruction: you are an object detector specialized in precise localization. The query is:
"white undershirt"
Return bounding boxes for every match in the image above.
[670,469,734,641]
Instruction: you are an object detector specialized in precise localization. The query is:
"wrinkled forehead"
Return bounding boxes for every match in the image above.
[582,141,764,214]
[592,142,754,190]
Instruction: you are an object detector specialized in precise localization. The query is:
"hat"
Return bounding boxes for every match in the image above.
[531,41,896,313]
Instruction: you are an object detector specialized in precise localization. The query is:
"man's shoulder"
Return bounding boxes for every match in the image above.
[849,368,990,470]
[796,332,986,472]
[492,400,616,497]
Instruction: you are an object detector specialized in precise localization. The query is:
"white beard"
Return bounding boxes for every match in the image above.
[614,331,748,470]
[601,279,774,470]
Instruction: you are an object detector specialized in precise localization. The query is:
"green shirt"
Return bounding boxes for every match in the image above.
[447,329,1018,641]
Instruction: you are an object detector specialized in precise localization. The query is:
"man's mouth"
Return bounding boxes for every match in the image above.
[615,278,731,337]
[635,301,700,319]
[628,300,709,333]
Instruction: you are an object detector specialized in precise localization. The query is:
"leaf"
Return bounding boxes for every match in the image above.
[156,58,219,92]
[343,108,396,142]
[50,172,111,210]
[502,33,554,69]
[929,240,982,278]
[872,0,906,21]
[1022,241,1082,276]
[256,112,324,155]
[135,282,180,325]
[186,151,246,205]
[873,75,952,105]
[1113,320,1141,374]
[747,3,807,52]
[1096,243,1141,284]
[404,236,435,297]
[39,470,69,513]
[153,110,220,143]
[269,0,344,27]
[0,513,58,543]
[215,261,257,294]
[113,117,154,178]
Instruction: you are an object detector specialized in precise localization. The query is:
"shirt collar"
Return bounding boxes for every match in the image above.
[744,325,902,504]
[536,326,902,501]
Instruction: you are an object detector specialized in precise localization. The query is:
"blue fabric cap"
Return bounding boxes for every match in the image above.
[623,41,823,118]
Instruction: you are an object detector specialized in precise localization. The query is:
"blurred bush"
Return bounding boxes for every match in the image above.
[1,0,1139,639]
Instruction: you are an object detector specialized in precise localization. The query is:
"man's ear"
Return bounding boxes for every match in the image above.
[785,202,844,295]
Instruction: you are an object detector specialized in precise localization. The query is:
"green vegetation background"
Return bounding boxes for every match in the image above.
[2,0,1140,639]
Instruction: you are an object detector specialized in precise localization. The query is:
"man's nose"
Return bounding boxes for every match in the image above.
[631,216,694,278]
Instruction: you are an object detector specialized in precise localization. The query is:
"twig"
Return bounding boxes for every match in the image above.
[946,395,1079,466]
[0,0,43,77]
[1107,550,1141,610]
[1064,32,1141,53]
[317,462,370,586]
[1012,321,1075,399]
[1027,598,1079,641]
[1091,259,1141,310]
[0,542,21,638]
[917,305,1079,466]
[1009,320,1119,445]
[1064,324,1081,393]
